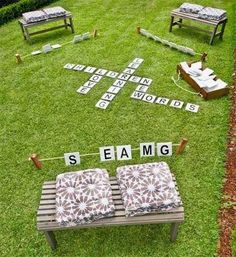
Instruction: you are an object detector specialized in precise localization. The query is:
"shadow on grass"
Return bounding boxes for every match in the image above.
[52,224,176,256]
[170,27,225,46]
[27,28,75,45]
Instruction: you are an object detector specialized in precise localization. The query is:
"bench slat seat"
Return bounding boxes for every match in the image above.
[37,176,184,250]
[169,8,227,45]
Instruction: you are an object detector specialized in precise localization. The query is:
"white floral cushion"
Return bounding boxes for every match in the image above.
[43,6,66,18]
[55,169,115,227]
[179,3,204,14]
[22,10,47,23]
[198,7,226,21]
[117,162,181,217]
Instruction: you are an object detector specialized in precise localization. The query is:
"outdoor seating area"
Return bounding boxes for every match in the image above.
[0,0,235,257]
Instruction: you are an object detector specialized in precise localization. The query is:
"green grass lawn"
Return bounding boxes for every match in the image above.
[0,0,235,256]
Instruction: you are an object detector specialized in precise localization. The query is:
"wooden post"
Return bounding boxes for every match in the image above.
[15,54,22,64]
[201,52,208,62]
[137,26,141,34]
[31,153,42,169]
[176,138,188,155]
[93,29,98,38]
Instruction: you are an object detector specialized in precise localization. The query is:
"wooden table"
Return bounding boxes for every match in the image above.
[18,12,74,43]
[169,9,227,45]
[37,176,184,250]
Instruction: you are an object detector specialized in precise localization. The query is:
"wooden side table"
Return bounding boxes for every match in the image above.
[169,9,227,45]
[18,12,75,43]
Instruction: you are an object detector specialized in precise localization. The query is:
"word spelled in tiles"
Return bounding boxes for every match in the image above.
[64,58,200,113]
[64,142,173,166]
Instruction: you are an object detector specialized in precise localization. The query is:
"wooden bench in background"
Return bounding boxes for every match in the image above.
[169,9,227,45]
[18,12,74,43]
[37,176,184,250]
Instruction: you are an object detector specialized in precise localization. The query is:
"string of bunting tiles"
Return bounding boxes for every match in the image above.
[29,138,188,169]
[137,26,206,59]
[15,29,98,64]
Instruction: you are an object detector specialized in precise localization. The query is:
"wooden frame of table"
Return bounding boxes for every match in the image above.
[169,9,227,45]
[18,12,74,43]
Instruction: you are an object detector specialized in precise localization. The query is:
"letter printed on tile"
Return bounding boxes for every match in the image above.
[99,146,115,161]
[117,145,132,160]
[157,142,172,156]
[140,142,155,157]
[64,152,80,166]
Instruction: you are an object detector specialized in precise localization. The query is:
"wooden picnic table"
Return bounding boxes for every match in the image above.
[18,12,74,43]
[169,9,227,45]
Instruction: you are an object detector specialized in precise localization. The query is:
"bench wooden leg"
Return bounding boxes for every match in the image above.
[44,231,57,250]
[69,17,75,33]
[169,16,174,32]
[19,23,26,40]
[209,25,218,45]
[219,21,227,40]
[178,18,183,28]
[170,223,179,241]
[64,18,68,29]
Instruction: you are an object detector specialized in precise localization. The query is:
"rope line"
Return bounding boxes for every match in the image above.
[171,73,200,95]
[34,143,186,162]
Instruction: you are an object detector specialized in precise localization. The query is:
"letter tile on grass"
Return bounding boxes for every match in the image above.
[113,79,126,88]
[129,76,141,83]
[123,68,136,75]
[156,97,170,105]
[64,63,75,69]
[82,81,97,88]
[89,75,103,82]
[185,103,200,113]
[170,100,184,109]
[136,85,149,92]
[73,64,86,71]
[107,86,121,94]
[118,73,131,81]
[95,69,108,76]
[133,58,144,64]
[101,93,116,101]
[95,100,110,109]
[128,62,141,69]
[77,86,91,94]
[106,71,119,78]
[142,94,157,103]
[140,78,152,86]
[84,66,97,73]
[130,91,145,100]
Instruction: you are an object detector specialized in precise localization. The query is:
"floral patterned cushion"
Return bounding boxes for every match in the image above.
[55,169,115,227]
[22,10,47,23]
[116,162,181,217]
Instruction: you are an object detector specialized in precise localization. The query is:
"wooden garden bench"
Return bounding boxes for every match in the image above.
[37,176,184,250]
[18,12,74,43]
[169,9,227,45]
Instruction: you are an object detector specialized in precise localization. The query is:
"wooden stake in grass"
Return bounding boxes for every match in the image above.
[15,54,22,64]
[31,153,42,169]
[201,52,208,62]
[137,26,141,34]
[93,29,98,38]
[176,138,188,154]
